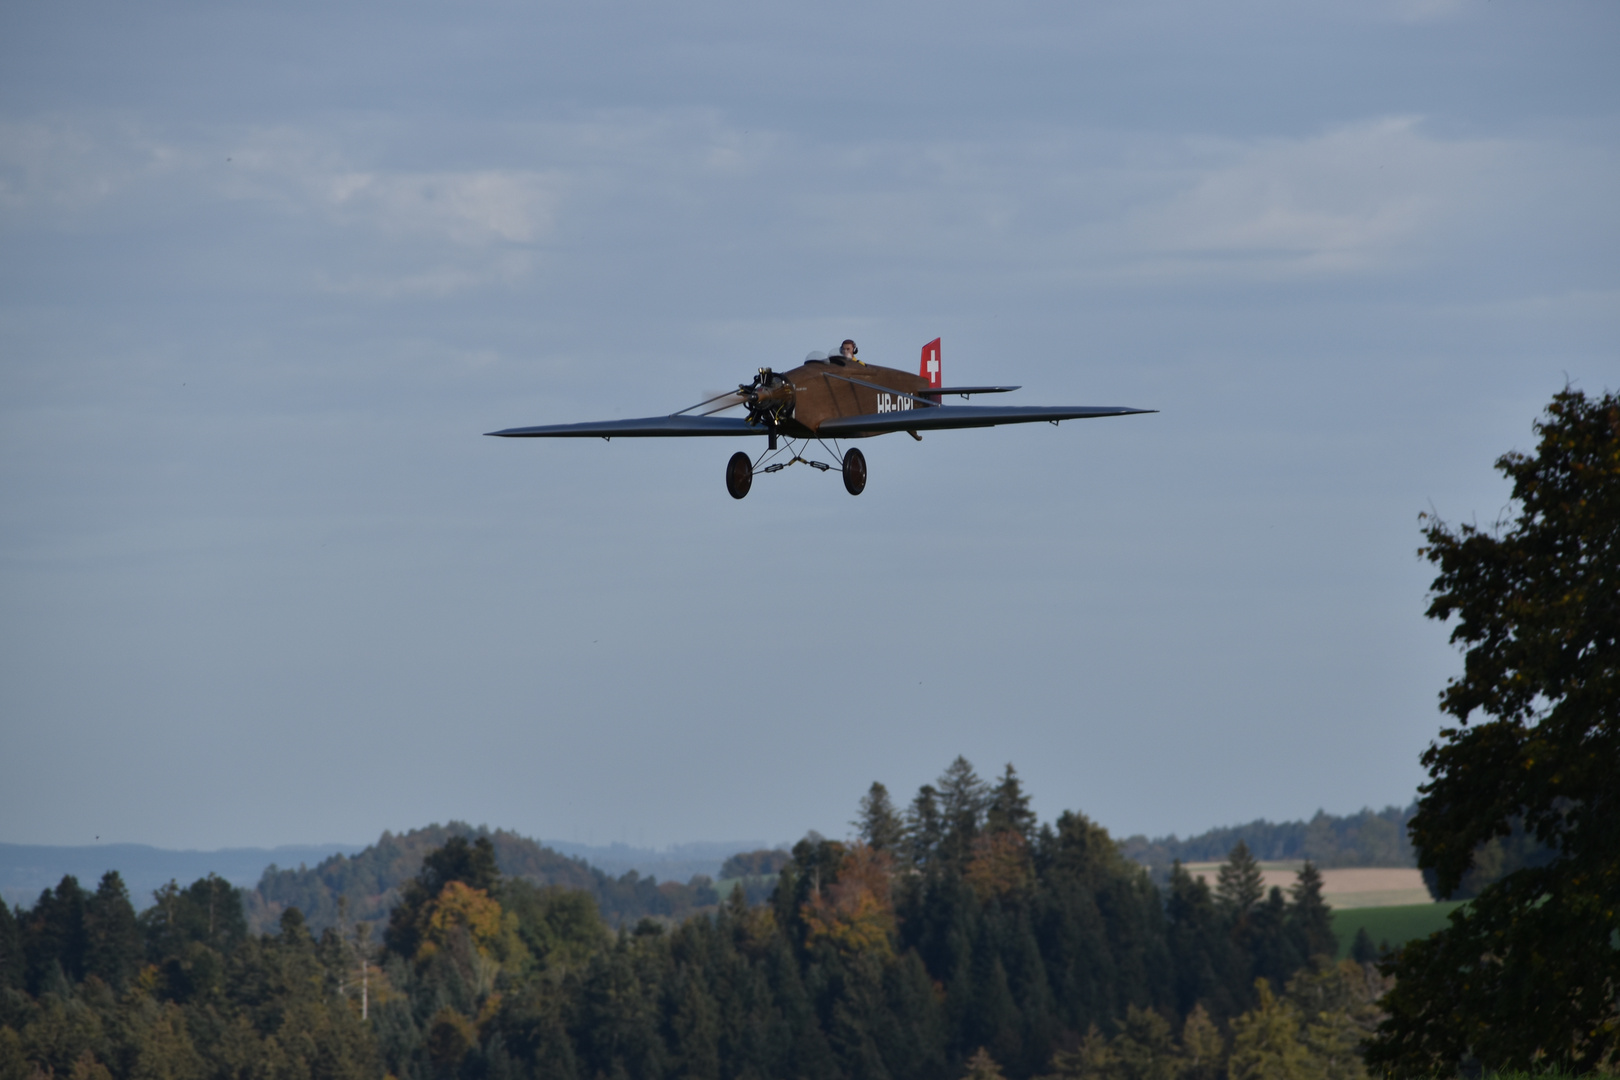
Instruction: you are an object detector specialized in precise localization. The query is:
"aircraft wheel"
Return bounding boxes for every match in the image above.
[726,451,753,499]
[842,447,867,496]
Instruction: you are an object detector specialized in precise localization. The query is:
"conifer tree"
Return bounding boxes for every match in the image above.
[855,782,906,852]
[938,757,990,844]
[84,872,142,989]
[1043,1025,1114,1080]
[1286,863,1336,960]
[987,764,1036,839]
[0,900,20,991]
[22,876,88,991]
[1181,1004,1227,1080]
[1109,1005,1185,1080]
[905,785,944,870]
[1247,887,1304,993]
[1216,842,1266,918]
[963,1046,1008,1080]
[1166,863,1243,1019]
[1228,979,1311,1080]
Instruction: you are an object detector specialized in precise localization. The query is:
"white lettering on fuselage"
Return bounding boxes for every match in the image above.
[876,392,915,414]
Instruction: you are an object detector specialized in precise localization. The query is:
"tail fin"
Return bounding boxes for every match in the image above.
[919,338,942,389]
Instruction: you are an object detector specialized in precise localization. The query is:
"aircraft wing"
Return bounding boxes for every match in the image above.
[486,415,765,438]
[817,404,1155,436]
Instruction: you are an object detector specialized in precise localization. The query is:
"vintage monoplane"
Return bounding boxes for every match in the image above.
[487,338,1154,498]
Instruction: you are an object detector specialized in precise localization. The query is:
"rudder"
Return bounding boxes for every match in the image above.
[919,338,942,389]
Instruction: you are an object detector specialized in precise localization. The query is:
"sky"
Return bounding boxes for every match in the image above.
[1,0,1616,854]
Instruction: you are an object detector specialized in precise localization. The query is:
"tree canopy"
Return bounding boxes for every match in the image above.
[1368,387,1620,1075]
[1,759,1378,1080]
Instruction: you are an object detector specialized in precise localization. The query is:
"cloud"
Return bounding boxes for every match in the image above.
[217,129,562,247]
[1101,117,1514,282]
[0,118,178,224]
[0,110,1597,303]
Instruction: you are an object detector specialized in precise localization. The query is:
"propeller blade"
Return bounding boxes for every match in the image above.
[673,389,749,417]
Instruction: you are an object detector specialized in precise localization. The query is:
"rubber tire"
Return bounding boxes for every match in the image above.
[726,451,753,499]
[842,447,867,496]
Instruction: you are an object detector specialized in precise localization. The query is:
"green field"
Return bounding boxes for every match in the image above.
[1332,901,1466,959]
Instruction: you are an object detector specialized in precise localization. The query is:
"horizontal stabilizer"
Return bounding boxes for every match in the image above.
[817,404,1154,436]
[486,415,765,438]
[931,385,1020,397]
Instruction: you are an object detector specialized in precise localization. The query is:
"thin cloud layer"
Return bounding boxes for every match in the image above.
[1,0,1616,849]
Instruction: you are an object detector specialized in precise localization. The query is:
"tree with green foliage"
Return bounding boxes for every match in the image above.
[1215,843,1265,919]
[1165,861,1243,1020]
[0,899,22,992]
[1228,980,1311,1080]
[937,757,991,864]
[855,782,906,852]
[1284,864,1335,962]
[21,876,89,993]
[83,872,142,989]
[1181,1004,1226,1080]
[385,834,500,960]
[964,1046,1009,1079]
[1369,388,1620,1076]
[905,784,945,871]
[987,765,1036,840]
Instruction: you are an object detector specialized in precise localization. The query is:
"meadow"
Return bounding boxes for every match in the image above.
[1332,901,1466,959]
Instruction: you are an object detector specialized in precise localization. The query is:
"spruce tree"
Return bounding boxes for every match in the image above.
[0,900,20,991]
[1286,863,1336,960]
[905,785,944,871]
[1109,1005,1185,1080]
[1227,980,1310,1080]
[962,1046,1008,1080]
[1166,862,1243,1019]
[23,876,88,991]
[1181,1004,1227,1080]
[84,872,142,988]
[855,782,906,852]
[987,765,1036,839]
[932,755,990,871]
[1215,842,1265,918]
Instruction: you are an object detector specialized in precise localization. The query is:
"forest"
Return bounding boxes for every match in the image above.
[0,758,1386,1080]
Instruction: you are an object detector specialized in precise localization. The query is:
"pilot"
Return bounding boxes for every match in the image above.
[838,339,866,366]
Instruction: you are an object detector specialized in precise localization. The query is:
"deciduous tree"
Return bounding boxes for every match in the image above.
[1369,388,1620,1075]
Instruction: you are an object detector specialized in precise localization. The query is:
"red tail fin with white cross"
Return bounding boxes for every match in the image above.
[919,338,942,389]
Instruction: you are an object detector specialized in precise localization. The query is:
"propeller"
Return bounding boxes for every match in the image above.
[674,369,790,428]
[694,389,748,416]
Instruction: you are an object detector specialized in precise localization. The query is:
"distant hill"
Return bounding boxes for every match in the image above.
[540,839,771,882]
[1119,805,1420,884]
[0,841,357,910]
[248,822,735,933]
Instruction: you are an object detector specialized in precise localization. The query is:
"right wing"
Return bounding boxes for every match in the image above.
[486,415,765,438]
[817,404,1154,437]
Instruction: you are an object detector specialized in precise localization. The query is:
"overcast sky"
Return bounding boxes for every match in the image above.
[2,0,1616,854]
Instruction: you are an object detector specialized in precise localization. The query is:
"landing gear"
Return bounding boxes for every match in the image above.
[842,447,867,496]
[725,451,753,499]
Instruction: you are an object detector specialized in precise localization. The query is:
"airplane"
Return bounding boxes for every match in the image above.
[486,338,1155,498]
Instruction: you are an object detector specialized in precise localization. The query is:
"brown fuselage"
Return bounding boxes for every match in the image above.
[768,360,932,438]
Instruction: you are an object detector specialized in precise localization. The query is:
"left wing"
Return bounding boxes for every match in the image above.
[817,404,1154,437]
[486,415,764,438]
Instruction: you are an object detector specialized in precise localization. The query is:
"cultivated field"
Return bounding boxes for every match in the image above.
[1180,863,1433,908]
